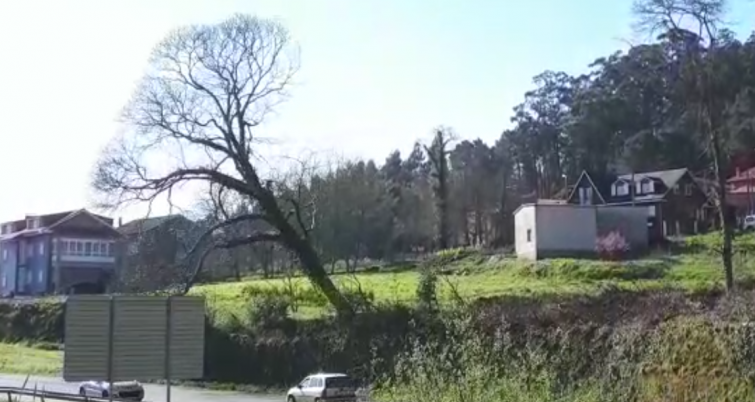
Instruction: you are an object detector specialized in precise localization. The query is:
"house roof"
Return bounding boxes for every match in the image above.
[617,168,688,189]
[512,200,650,216]
[566,170,608,204]
[118,214,188,236]
[0,209,118,239]
[513,201,576,216]
[568,167,707,205]
[0,228,53,241]
[47,209,121,237]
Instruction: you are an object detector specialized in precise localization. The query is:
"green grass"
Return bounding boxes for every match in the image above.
[0,343,62,376]
[190,235,755,323]
[3,233,755,389]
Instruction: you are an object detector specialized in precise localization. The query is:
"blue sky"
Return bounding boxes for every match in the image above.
[0,0,754,222]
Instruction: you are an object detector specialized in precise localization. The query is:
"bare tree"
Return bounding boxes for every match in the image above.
[632,0,735,290]
[92,14,353,315]
[194,184,259,282]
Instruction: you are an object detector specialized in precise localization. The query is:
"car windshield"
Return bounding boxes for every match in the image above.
[747,217,755,222]
[325,376,355,388]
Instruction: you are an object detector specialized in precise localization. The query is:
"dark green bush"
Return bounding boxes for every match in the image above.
[415,268,438,311]
[422,247,481,269]
[683,232,755,255]
[0,301,64,343]
[517,259,669,282]
[247,292,293,331]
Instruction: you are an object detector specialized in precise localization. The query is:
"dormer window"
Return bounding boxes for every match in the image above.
[612,180,630,196]
[578,187,593,205]
[26,218,39,230]
[640,179,655,194]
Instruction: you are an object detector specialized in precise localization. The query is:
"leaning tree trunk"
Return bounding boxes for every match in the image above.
[257,190,354,316]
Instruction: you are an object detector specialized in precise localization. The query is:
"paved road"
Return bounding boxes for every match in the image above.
[0,374,282,402]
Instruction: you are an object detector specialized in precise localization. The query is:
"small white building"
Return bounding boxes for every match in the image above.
[514,201,648,260]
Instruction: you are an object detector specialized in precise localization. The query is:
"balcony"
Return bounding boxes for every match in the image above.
[54,238,116,265]
[60,255,115,264]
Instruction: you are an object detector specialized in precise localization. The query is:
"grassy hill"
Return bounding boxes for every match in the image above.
[190,233,755,324]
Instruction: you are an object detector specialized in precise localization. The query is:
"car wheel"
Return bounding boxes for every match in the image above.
[287,396,296,402]
[101,390,109,398]
[78,387,86,397]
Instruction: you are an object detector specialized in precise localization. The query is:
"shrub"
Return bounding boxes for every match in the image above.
[247,293,292,330]
[423,247,480,269]
[595,231,630,260]
[683,232,755,256]
[339,288,376,313]
[517,259,668,281]
[240,282,329,309]
[416,268,438,312]
[0,301,64,343]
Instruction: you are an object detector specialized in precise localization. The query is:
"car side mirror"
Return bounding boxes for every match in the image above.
[297,384,302,389]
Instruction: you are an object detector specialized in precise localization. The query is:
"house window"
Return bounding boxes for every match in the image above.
[38,243,44,256]
[1,249,6,261]
[578,187,592,205]
[1,275,5,288]
[51,240,57,256]
[635,182,642,194]
[673,184,680,194]
[59,239,115,258]
[641,180,654,194]
[92,242,109,257]
[685,184,693,196]
[25,272,31,284]
[648,205,656,217]
[37,269,43,284]
[615,181,630,196]
[26,243,33,258]
[526,229,532,242]
[108,242,116,257]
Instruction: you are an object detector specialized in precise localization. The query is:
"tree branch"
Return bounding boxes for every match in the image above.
[180,229,281,295]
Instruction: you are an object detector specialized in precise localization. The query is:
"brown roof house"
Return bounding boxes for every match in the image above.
[116,214,198,292]
[566,168,713,241]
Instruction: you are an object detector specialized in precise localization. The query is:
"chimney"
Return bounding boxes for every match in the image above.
[118,217,123,227]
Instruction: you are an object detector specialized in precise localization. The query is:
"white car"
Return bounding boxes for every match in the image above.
[744,215,755,231]
[286,372,358,402]
[78,380,145,401]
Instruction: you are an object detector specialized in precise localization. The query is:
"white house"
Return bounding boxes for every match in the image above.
[514,202,648,260]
